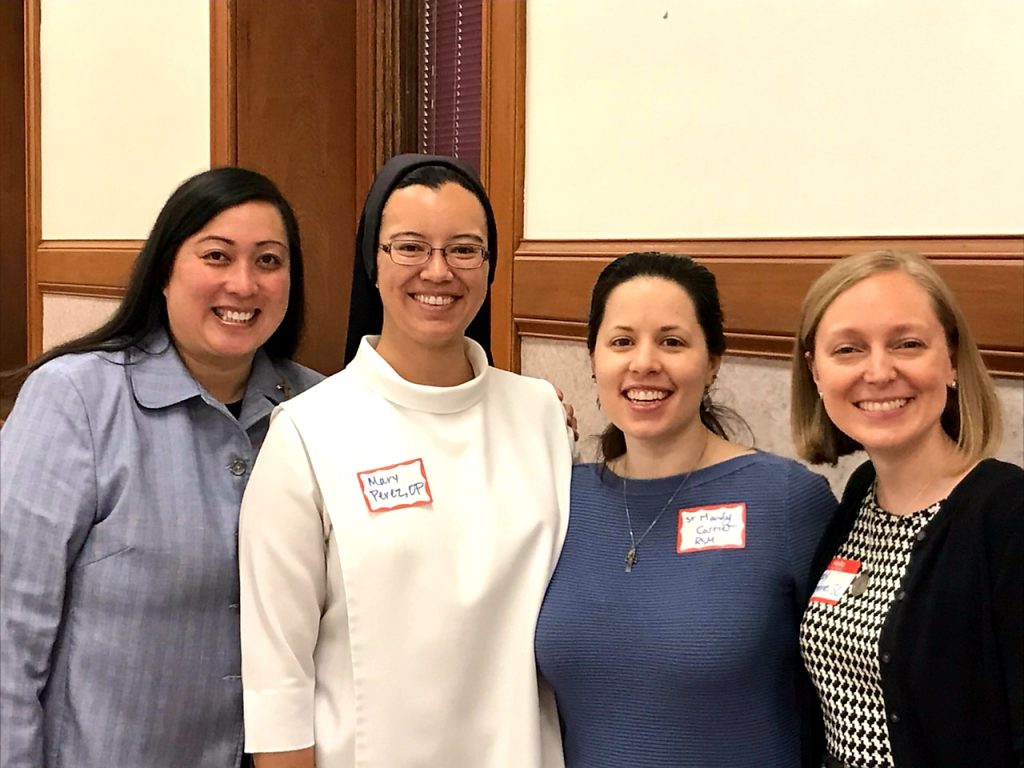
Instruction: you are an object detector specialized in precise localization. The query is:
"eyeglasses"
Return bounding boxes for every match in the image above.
[379,239,489,269]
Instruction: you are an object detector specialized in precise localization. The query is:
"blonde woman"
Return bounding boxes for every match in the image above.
[792,250,1022,768]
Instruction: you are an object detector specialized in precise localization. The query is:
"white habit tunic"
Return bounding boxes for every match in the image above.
[239,337,571,767]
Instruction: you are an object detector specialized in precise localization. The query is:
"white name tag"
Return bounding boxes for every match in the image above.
[357,458,433,514]
[809,557,861,605]
[676,503,747,553]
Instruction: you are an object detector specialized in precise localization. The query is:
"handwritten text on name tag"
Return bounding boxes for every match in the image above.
[357,458,433,513]
[677,503,747,553]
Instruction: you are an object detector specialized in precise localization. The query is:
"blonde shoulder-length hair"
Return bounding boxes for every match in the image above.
[790,250,1002,466]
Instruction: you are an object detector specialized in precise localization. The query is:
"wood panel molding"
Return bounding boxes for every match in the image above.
[28,241,140,354]
[233,0,359,374]
[515,318,799,359]
[480,0,526,370]
[24,0,41,359]
[1,0,28,374]
[210,0,236,167]
[513,236,1024,376]
[516,236,1024,260]
[353,0,377,202]
[354,0,419,202]
[35,241,141,288]
[37,284,126,300]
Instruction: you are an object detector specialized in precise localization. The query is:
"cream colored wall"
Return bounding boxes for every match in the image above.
[524,0,1024,238]
[41,294,120,352]
[521,0,1024,480]
[522,337,1024,492]
[39,0,209,350]
[40,0,210,241]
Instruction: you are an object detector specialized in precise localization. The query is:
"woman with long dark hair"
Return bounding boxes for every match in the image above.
[535,252,836,768]
[0,167,322,768]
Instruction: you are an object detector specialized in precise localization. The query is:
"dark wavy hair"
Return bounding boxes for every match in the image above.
[588,251,748,462]
[9,167,304,382]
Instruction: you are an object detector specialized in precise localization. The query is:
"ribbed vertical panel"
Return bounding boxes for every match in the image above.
[420,0,481,171]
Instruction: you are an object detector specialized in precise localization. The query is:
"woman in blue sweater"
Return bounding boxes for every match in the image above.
[535,252,837,768]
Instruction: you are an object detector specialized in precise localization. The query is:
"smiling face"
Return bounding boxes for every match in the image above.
[592,277,720,451]
[163,200,290,379]
[809,269,956,461]
[375,182,488,356]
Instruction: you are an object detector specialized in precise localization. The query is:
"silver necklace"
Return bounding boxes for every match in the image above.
[621,438,708,573]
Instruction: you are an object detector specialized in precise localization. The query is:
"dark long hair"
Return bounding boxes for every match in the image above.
[8,167,305,383]
[343,154,498,366]
[588,251,747,462]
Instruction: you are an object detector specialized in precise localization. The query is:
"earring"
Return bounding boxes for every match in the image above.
[949,379,958,390]
[701,386,713,409]
[817,391,823,399]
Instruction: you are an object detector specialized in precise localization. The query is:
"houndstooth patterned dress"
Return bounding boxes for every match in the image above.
[800,486,940,768]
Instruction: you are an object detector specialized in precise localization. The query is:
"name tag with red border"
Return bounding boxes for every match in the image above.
[357,458,433,513]
[677,503,747,553]
[809,557,862,605]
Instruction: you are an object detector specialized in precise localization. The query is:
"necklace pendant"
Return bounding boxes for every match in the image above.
[624,546,638,573]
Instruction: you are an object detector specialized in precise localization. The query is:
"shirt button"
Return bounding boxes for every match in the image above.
[228,458,247,476]
[915,529,927,542]
[880,651,892,664]
[895,589,906,601]
[889,711,901,724]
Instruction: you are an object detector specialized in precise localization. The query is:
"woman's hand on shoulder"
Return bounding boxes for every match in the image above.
[553,386,579,443]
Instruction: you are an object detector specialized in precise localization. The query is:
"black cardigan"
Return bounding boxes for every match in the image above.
[802,458,1024,768]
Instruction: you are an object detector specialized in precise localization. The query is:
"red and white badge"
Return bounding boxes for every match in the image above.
[356,458,433,514]
[677,503,747,553]
[809,557,862,605]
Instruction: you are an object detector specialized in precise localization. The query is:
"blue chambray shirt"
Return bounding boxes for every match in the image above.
[0,330,323,768]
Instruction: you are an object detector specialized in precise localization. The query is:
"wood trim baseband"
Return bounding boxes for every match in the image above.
[515,318,587,341]
[516,319,791,354]
[35,241,141,290]
[515,320,1022,376]
[38,283,126,300]
[516,236,1024,260]
[512,236,1024,377]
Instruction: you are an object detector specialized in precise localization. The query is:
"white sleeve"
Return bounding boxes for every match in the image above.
[239,408,326,752]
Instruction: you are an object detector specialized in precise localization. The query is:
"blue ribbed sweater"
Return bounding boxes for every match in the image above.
[536,453,836,768]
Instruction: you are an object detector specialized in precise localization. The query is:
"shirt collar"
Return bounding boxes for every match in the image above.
[239,346,295,429]
[348,335,489,414]
[128,329,294,425]
[127,330,204,409]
